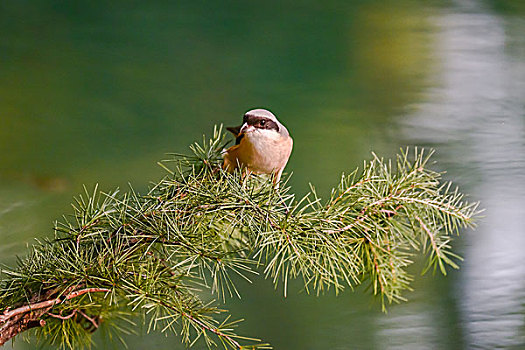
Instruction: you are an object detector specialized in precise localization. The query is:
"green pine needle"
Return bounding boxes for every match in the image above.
[0,126,479,348]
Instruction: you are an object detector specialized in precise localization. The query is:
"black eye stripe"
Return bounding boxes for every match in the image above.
[242,114,280,132]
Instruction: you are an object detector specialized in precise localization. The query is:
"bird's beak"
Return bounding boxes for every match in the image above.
[240,123,255,134]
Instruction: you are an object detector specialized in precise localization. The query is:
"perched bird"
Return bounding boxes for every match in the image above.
[223,108,293,184]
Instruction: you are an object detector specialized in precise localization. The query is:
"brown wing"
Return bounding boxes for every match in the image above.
[222,144,241,172]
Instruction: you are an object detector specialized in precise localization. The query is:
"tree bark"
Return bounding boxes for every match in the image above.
[0,311,46,346]
[0,287,111,346]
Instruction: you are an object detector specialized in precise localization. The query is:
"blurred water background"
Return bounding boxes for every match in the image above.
[1,0,524,349]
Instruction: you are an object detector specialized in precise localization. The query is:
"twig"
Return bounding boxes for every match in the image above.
[415,215,440,257]
[77,310,99,329]
[332,179,369,204]
[153,299,243,349]
[0,288,111,324]
[181,311,242,349]
[395,197,470,221]
[46,310,77,320]
[0,300,58,324]
[64,288,111,301]
[325,214,369,234]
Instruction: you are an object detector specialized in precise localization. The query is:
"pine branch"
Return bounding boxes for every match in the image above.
[0,125,479,348]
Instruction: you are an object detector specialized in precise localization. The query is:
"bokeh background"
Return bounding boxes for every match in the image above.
[1,0,524,349]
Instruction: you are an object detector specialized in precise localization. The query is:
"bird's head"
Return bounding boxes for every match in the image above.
[239,109,290,138]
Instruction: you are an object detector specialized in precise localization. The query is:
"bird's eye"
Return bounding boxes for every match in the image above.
[260,120,266,126]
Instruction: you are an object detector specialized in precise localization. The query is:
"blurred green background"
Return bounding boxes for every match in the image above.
[1,0,524,349]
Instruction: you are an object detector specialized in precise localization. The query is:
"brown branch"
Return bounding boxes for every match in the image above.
[47,309,100,332]
[47,310,77,320]
[64,288,111,301]
[0,313,45,347]
[0,287,111,346]
[77,310,99,330]
[0,300,58,324]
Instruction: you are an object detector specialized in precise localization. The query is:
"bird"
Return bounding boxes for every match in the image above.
[223,108,293,185]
